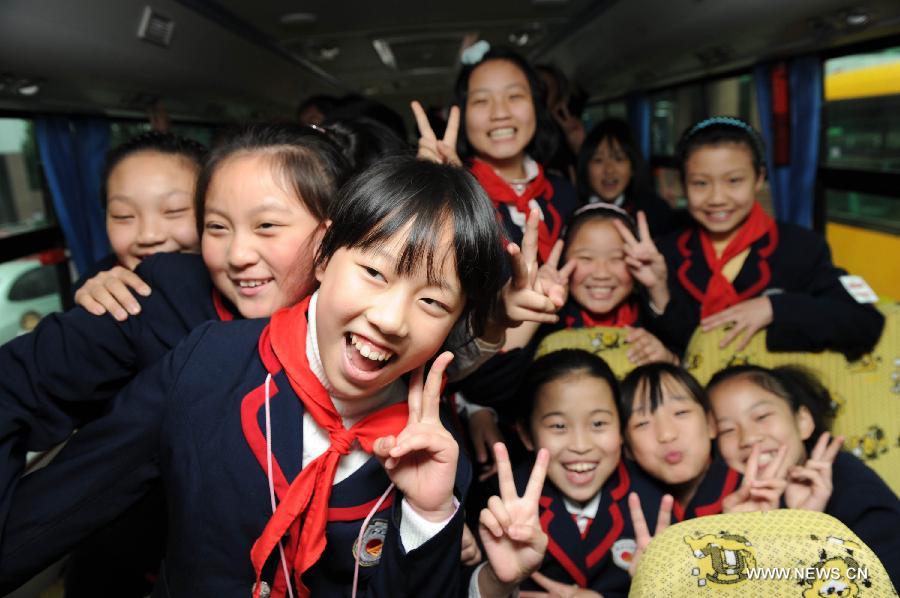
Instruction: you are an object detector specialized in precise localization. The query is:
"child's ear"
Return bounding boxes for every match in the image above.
[313,220,332,284]
[754,166,766,192]
[516,421,535,452]
[706,411,717,440]
[795,406,816,442]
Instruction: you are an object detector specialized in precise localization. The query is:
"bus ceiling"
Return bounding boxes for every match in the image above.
[1,0,900,122]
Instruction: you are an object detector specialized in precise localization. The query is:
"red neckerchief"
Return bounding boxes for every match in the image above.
[211,289,236,321]
[469,158,559,262]
[564,298,640,328]
[250,296,409,598]
[697,202,774,318]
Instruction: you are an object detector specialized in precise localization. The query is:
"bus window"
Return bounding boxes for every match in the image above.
[821,45,900,298]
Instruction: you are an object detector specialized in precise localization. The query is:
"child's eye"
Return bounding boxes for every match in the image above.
[632,420,649,430]
[755,413,771,422]
[165,208,190,216]
[592,420,608,429]
[675,409,691,417]
[110,214,134,221]
[718,427,734,435]
[363,266,385,281]
[204,222,227,232]
[258,222,280,231]
[729,177,744,185]
[420,297,450,313]
[689,180,707,187]
[548,422,566,431]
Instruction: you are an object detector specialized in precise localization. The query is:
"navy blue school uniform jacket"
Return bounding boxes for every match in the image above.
[670,456,741,523]
[0,318,470,597]
[653,223,885,357]
[826,452,900,586]
[515,459,663,597]
[0,253,233,533]
[494,174,578,252]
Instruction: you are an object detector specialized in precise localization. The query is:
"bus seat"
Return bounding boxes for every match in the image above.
[630,509,896,597]
[534,326,637,380]
[683,301,900,494]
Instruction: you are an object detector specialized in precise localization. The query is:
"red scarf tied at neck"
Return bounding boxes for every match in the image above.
[697,202,775,318]
[469,158,560,262]
[250,296,409,598]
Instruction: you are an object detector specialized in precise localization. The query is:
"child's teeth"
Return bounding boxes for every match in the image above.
[350,334,392,362]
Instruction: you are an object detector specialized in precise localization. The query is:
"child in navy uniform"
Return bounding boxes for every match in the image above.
[619,363,741,522]
[494,350,665,597]
[629,116,884,357]
[413,46,577,264]
[0,157,558,597]
[74,131,207,295]
[708,364,900,586]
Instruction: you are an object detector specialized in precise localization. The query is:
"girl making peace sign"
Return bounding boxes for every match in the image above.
[413,45,577,265]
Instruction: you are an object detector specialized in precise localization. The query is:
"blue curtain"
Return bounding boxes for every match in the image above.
[626,92,652,160]
[753,56,822,228]
[35,116,110,275]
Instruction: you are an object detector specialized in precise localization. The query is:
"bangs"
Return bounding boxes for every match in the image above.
[349,202,455,289]
[620,363,710,425]
[317,156,505,337]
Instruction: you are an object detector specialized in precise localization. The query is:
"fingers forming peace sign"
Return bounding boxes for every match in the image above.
[785,432,843,512]
[627,492,674,578]
[412,100,462,167]
[374,351,459,521]
[611,211,668,300]
[478,444,550,587]
[723,443,789,514]
[501,210,574,327]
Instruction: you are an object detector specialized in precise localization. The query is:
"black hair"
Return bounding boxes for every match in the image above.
[452,46,559,165]
[675,116,766,183]
[194,123,351,234]
[619,363,710,428]
[321,116,412,173]
[328,95,408,142]
[315,156,504,338]
[516,349,620,426]
[562,203,638,253]
[575,119,654,201]
[706,364,836,453]
[296,94,338,123]
[102,131,207,206]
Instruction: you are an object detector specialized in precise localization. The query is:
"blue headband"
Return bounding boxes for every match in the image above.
[682,116,765,162]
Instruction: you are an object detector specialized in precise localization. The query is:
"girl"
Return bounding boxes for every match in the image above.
[639,116,884,357]
[0,157,508,597]
[501,349,666,597]
[454,204,677,409]
[619,363,739,522]
[0,123,351,596]
[76,131,206,288]
[413,45,577,264]
[707,364,900,584]
[576,119,685,237]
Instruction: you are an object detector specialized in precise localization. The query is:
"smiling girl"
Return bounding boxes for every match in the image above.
[640,117,884,357]
[707,364,900,584]
[414,46,577,265]
[0,157,514,597]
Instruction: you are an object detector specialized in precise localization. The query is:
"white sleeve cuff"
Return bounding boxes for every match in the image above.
[399,496,460,552]
[468,562,489,598]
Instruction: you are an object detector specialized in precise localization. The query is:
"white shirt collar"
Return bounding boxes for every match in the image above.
[563,492,601,520]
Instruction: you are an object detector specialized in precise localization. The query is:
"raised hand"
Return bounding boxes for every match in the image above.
[75,265,152,320]
[700,296,773,351]
[785,432,842,512]
[723,444,789,514]
[502,210,574,327]
[624,326,679,366]
[477,443,549,596]
[411,100,461,167]
[374,351,458,521]
[627,491,674,577]
[461,522,483,566]
[520,571,603,598]
[611,212,668,309]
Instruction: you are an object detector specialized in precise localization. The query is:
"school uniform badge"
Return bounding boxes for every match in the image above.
[612,538,636,570]
[353,518,388,566]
